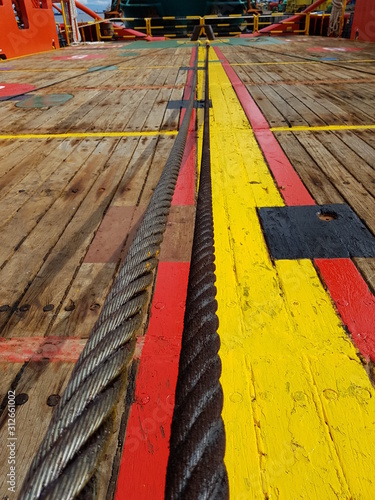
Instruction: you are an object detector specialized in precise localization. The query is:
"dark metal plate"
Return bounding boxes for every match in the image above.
[258,204,375,260]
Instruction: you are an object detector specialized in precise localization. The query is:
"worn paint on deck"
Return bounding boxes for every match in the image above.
[206,47,375,499]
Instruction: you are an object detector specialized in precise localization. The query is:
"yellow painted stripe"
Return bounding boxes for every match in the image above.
[0,65,186,72]
[271,124,375,132]
[0,68,87,72]
[0,131,178,140]
[231,59,375,66]
[120,65,180,69]
[0,49,57,62]
[207,47,375,498]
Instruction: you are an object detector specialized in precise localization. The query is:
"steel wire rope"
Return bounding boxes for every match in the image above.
[19,46,199,500]
[165,43,229,500]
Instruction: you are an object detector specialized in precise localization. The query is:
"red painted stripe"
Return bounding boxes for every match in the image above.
[172,117,196,206]
[214,47,315,207]
[254,130,315,206]
[213,47,375,364]
[0,83,35,97]
[180,47,197,125]
[315,259,375,362]
[115,261,190,500]
[0,337,86,363]
[173,47,197,207]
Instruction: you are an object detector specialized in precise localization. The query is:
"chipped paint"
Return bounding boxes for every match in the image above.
[207,47,375,499]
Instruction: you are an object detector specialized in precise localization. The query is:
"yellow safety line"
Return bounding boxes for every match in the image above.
[119,65,179,69]
[0,49,58,62]
[0,66,184,72]
[0,68,85,72]
[205,47,375,499]
[0,131,178,140]
[231,59,375,66]
[271,124,375,132]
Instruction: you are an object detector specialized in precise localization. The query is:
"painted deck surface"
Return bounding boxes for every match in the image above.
[0,36,375,498]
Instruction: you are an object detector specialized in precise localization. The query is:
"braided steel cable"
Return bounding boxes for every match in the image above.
[165,44,229,500]
[20,49,198,500]
[328,0,343,37]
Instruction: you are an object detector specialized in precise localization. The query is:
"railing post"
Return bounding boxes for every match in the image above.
[305,12,311,35]
[60,0,70,45]
[339,0,347,37]
[254,13,259,33]
[145,17,152,37]
[200,16,206,37]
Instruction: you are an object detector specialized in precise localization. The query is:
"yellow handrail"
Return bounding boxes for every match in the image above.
[72,11,345,40]
[60,0,70,46]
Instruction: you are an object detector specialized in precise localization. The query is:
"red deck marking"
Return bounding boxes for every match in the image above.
[0,83,35,98]
[214,47,375,363]
[115,262,190,500]
[256,130,315,206]
[214,47,315,207]
[172,119,196,206]
[84,206,137,263]
[172,47,197,206]
[179,47,197,124]
[0,337,86,363]
[315,259,375,362]
[116,48,197,497]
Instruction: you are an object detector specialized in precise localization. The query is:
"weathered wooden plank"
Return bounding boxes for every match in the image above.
[0,139,99,271]
[0,140,23,166]
[355,258,375,295]
[139,135,175,206]
[30,90,106,134]
[51,262,116,339]
[324,86,375,124]
[296,132,375,234]
[0,140,45,196]
[317,131,375,198]
[341,130,375,168]
[0,363,24,403]
[0,139,76,229]
[1,138,132,338]
[353,129,375,150]
[159,205,195,262]
[111,136,159,206]
[0,138,116,329]
[275,132,343,204]
[254,83,309,127]
[0,361,73,497]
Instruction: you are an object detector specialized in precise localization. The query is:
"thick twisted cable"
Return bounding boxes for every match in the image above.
[20,50,198,500]
[165,44,229,500]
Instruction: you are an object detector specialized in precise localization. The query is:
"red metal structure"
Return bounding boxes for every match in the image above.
[351,0,375,42]
[0,0,58,60]
[257,0,329,34]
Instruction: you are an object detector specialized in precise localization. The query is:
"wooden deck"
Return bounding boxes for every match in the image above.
[0,35,375,498]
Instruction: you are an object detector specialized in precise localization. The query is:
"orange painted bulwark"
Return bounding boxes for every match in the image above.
[351,0,375,42]
[0,0,59,60]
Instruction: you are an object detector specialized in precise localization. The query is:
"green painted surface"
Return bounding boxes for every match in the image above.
[118,51,141,56]
[88,65,118,71]
[16,94,73,109]
[224,36,287,46]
